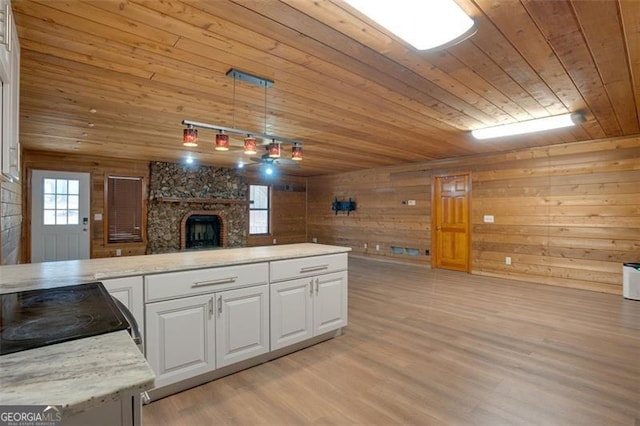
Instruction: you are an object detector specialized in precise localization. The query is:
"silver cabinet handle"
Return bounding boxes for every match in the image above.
[208,297,213,319]
[217,295,222,317]
[315,278,319,295]
[310,279,314,296]
[192,276,238,288]
[300,264,329,274]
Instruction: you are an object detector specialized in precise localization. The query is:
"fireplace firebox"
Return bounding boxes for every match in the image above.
[181,212,226,250]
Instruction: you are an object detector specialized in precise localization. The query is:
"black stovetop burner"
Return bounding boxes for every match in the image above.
[0,282,129,355]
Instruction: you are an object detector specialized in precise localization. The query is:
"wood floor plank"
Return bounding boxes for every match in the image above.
[143,257,640,425]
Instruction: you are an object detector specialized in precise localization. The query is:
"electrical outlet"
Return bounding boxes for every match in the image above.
[115,249,122,257]
[312,237,318,243]
[364,243,368,249]
[505,256,511,265]
[272,238,277,245]
[375,244,380,251]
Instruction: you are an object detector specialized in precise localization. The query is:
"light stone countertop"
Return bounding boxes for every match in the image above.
[0,331,155,416]
[0,243,351,294]
[0,243,350,415]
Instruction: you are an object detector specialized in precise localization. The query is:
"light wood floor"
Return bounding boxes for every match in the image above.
[143,257,640,425]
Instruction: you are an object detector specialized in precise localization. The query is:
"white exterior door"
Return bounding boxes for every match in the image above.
[30,170,90,262]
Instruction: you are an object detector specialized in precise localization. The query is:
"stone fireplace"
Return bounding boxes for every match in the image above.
[147,162,248,254]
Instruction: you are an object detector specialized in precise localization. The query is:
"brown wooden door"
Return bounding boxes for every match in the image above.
[432,174,471,272]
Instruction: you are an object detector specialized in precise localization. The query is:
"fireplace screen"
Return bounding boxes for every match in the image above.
[184,214,221,250]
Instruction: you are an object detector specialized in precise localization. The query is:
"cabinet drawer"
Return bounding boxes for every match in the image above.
[270,254,347,282]
[145,263,269,302]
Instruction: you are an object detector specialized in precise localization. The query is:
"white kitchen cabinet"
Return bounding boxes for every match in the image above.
[145,293,216,389]
[270,254,348,351]
[102,276,144,348]
[215,284,269,368]
[0,0,19,181]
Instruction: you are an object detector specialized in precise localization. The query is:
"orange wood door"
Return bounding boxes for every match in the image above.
[433,174,471,272]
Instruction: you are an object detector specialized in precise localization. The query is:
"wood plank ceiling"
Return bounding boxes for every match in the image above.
[13,0,640,176]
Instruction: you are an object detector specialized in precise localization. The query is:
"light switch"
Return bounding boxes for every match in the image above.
[407,200,416,206]
[94,213,103,221]
[483,215,494,223]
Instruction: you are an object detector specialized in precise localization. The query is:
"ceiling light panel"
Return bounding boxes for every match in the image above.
[346,0,475,50]
[471,113,582,140]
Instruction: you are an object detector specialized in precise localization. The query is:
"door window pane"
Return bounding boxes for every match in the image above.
[42,178,80,226]
[68,195,79,209]
[56,210,68,225]
[56,179,67,194]
[44,194,56,209]
[44,179,56,194]
[68,180,79,195]
[56,195,67,209]
[44,210,56,225]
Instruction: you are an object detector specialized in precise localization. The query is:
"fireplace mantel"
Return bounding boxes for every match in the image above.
[153,197,248,205]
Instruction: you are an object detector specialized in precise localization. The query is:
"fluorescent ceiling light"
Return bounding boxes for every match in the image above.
[345,0,476,50]
[471,113,583,140]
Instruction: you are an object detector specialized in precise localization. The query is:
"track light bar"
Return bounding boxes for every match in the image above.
[181,120,303,146]
[225,69,273,88]
[471,112,584,140]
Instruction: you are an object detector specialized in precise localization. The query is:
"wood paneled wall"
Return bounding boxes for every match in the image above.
[246,175,307,247]
[22,150,150,260]
[21,151,308,260]
[1,179,22,264]
[307,136,640,294]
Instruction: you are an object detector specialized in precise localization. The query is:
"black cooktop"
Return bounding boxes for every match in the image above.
[0,282,129,355]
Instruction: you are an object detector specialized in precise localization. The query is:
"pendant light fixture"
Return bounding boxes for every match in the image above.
[243,135,257,154]
[291,143,303,161]
[183,124,198,147]
[215,131,230,151]
[268,141,281,158]
[181,69,304,163]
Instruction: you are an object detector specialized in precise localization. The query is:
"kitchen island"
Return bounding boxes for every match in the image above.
[0,243,350,292]
[0,243,350,422]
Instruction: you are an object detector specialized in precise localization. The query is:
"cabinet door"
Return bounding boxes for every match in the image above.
[216,284,269,368]
[313,271,348,335]
[270,278,313,351]
[145,294,215,388]
[102,276,144,345]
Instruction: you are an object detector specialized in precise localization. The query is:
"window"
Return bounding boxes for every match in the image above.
[249,185,270,234]
[107,176,143,243]
[43,178,80,225]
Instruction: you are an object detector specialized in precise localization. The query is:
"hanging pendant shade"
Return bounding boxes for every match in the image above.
[183,126,198,147]
[243,136,257,155]
[291,143,303,161]
[268,141,281,158]
[215,132,229,151]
